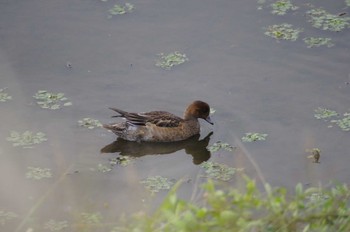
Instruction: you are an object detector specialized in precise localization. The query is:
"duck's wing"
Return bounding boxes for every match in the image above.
[109,108,183,127]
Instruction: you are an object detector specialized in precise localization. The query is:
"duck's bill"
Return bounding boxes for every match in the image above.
[205,116,214,125]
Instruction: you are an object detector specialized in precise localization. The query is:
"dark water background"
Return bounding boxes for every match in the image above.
[1,0,349,230]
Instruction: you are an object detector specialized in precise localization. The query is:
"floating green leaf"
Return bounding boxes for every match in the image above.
[109,156,134,167]
[208,141,236,152]
[0,88,12,102]
[0,211,18,225]
[200,161,242,181]
[242,132,268,142]
[96,164,112,173]
[33,90,72,110]
[108,3,134,17]
[307,8,350,32]
[26,167,52,180]
[44,219,68,231]
[314,107,338,120]
[81,212,103,224]
[303,37,334,48]
[265,23,302,41]
[271,0,298,15]
[156,52,189,70]
[78,118,102,129]
[331,113,350,131]
[140,176,174,193]
[6,130,47,148]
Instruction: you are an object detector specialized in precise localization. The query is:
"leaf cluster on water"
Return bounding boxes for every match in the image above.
[44,219,68,231]
[207,141,236,152]
[0,88,12,102]
[314,107,350,131]
[33,90,72,110]
[26,167,52,180]
[303,37,334,48]
[78,118,102,129]
[6,130,47,148]
[242,132,268,142]
[140,176,175,193]
[265,23,302,41]
[307,8,350,32]
[271,0,298,16]
[156,51,189,70]
[200,161,242,181]
[108,3,134,17]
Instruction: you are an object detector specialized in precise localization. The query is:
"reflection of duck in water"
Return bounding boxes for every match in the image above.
[103,101,213,142]
[101,132,213,165]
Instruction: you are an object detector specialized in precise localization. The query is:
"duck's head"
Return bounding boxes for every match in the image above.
[184,100,213,125]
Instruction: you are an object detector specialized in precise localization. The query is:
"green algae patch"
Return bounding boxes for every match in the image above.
[208,141,236,152]
[314,107,338,120]
[303,37,334,48]
[140,176,175,194]
[200,161,243,181]
[108,3,134,18]
[331,113,350,131]
[26,167,52,180]
[307,8,350,32]
[242,132,268,142]
[265,23,302,41]
[33,90,72,110]
[78,118,102,129]
[44,219,68,231]
[0,88,12,102]
[156,51,189,70]
[6,130,47,148]
[271,0,298,15]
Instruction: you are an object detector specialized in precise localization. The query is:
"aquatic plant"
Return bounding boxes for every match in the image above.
[242,132,268,142]
[140,176,174,193]
[303,37,334,48]
[314,107,338,120]
[207,141,235,152]
[33,90,72,110]
[96,164,112,173]
[0,88,12,102]
[306,148,321,163]
[331,113,350,131]
[108,3,133,17]
[156,51,189,70]
[6,130,47,148]
[109,156,134,167]
[78,118,102,129]
[80,212,103,224]
[307,8,350,32]
[265,23,302,41]
[44,219,68,231]
[200,161,242,181]
[271,0,298,15]
[26,167,52,180]
[0,211,17,225]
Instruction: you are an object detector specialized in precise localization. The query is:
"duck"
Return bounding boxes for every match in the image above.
[103,100,213,142]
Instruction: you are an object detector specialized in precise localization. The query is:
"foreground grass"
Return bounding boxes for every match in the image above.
[115,177,350,232]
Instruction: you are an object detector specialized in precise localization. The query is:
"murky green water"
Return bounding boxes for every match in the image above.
[1,0,349,230]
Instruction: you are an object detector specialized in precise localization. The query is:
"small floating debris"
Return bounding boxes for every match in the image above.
[306,148,321,163]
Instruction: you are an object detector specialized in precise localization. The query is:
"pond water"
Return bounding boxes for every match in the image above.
[1,0,349,230]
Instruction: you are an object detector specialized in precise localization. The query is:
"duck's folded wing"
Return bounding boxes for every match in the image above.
[143,111,183,127]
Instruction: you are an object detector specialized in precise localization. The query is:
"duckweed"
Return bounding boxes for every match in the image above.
[109,156,134,167]
[156,51,189,70]
[271,0,298,16]
[314,107,338,120]
[140,176,174,193]
[208,141,236,152]
[44,219,68,231]
[108,3,134,17]
[81,212,103,224]
[33,90,72,110]
[0,211,18,225]
[331,113,350,131]
[26,167,52,180]
[265,23,302,41]
[242,132,268,142]
[6,130,47,148]
[307,8,350,32]
[303,37,334,48]
[0,88,12,102]
[200,161,242,181]
[78,118,102,129]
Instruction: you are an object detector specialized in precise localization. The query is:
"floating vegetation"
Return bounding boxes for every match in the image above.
[257,0,266,10]
[200,161,242,181]
[0,88,12,102]
[26,167,52,180]
[108,3,134,17]
[307,8,350,32]
[155,51,189,70]
[242,132,268,142]
[109,156,134,167]
[140,176,175,193]
[307,192,330,202]
[0,210,18,225]
[265,23,302,41]
[306,148,321,163]
[314,107,338,120]
[331,113,350,131]
[271,0,298,15]
[44,219,68,231]
[78,118,102,129]
[210,108,216,114]
[347,0,350,7]
[80,212,103,224]
[303,37,334,48]
[96,164,112,173]
[6,131,47,148]
[33,90,72,110]
[208,141,235,152]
